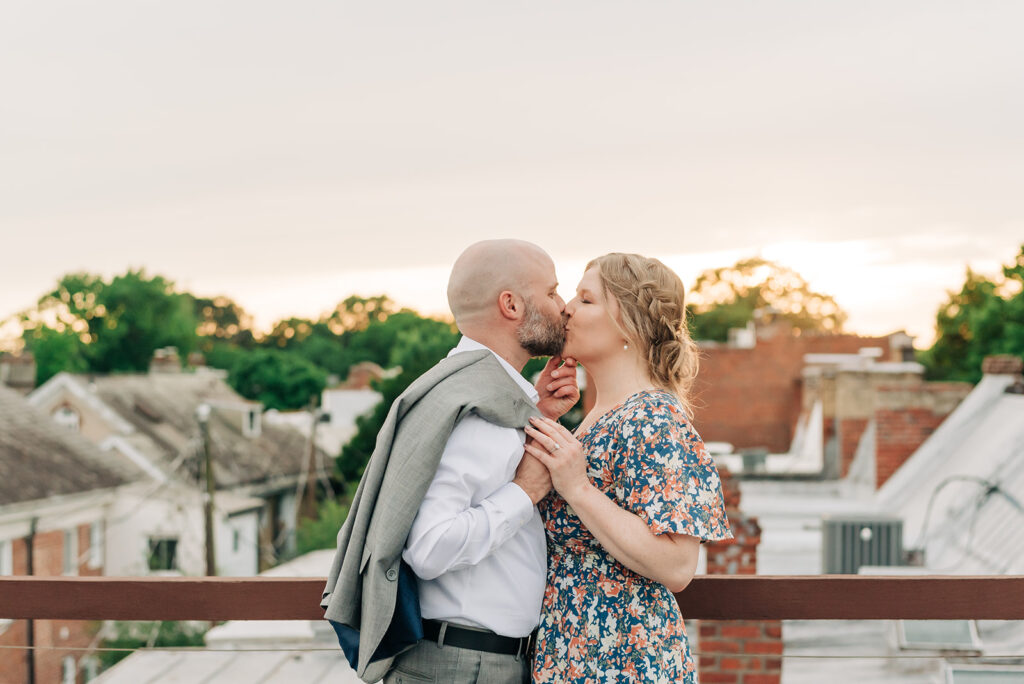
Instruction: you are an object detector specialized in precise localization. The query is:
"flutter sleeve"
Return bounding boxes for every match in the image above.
[616,395,732,541]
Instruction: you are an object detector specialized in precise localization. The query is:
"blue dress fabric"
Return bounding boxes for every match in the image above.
[532,390,733,684]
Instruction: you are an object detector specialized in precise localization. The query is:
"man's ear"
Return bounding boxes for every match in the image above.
[497,291,521,321]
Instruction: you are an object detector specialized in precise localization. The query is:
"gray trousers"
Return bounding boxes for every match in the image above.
[383,635,530,684]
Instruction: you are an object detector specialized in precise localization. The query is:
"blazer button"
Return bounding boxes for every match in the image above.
[386,567,398,581]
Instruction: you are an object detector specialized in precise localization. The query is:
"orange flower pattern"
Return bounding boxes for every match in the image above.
[532,390,732,683]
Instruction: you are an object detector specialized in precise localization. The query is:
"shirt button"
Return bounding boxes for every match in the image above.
[386,567,398,581]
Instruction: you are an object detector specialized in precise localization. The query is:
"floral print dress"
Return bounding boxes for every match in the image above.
[532,390,732,684]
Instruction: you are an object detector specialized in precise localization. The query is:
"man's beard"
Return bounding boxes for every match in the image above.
[517,298,566,357]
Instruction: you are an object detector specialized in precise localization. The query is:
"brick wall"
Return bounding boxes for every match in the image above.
[698,468,783,684]
[838,417,870,478]
[874,408,945,489]
[869,382,972,488]
[698,622,784,684]
[0,524,102,684]
[693,333,896,453]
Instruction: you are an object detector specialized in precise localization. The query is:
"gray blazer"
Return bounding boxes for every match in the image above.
[321,349,541,682]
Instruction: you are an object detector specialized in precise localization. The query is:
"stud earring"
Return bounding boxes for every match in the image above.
[623,343,629,351]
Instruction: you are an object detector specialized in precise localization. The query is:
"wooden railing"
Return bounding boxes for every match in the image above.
[2,576,1024,621]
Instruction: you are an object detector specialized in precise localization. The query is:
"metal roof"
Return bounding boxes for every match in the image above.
[92,550,356,684]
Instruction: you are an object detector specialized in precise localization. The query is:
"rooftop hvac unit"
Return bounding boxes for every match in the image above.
[822,515,904,574]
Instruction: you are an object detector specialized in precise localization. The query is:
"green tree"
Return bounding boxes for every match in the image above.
[687,257,847,342]
[227,348,327,410]
[21,325,89,385]
[191,295,256,349]
[260,301,446,384]
[98,621,206,669]
[919,245,1024,383]
[20,270,198,376]
[336,316,459,483]
[325,294,397,334]
[296,495,353,554]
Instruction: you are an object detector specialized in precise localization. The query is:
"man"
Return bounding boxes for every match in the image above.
[322,240,578,683]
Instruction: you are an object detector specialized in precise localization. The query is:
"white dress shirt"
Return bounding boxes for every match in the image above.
[401,336,547,638]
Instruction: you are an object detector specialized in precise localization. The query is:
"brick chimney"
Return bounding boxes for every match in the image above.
[149,347,181,374]
[871,381,971,488]
[982,355,1023,376]
[699,467,783,684]
[0,351,37,394]
[340,361,386,389]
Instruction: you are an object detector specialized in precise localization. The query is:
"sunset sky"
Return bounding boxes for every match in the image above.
[2,2,1021,347]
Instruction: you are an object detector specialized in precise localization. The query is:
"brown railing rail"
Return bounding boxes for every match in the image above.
[2,576,1024,621]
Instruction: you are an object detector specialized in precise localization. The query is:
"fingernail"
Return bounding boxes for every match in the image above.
[551,371,559,377]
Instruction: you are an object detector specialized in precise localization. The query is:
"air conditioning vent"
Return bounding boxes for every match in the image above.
[822,515,903,574]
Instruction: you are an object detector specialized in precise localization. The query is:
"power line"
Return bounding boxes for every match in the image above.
[0,644,1021,660]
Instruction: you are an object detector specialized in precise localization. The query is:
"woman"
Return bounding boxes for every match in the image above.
[524,253,732,684]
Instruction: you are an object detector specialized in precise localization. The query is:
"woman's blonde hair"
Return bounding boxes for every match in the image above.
[586,253,700,416]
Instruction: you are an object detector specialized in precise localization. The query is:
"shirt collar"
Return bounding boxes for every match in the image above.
[448,336,540,403]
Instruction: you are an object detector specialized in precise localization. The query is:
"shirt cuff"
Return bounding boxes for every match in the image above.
[489,481,537,533]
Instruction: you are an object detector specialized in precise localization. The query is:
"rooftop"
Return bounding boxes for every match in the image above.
[0,384,130,506]
[30,371,322,489]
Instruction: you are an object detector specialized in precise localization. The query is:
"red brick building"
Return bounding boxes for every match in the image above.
[690,325,913,456]
[0,385,127,684]
[699,467,783,683]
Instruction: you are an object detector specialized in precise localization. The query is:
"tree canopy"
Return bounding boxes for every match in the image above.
[336,316,460,483]
[918,244,1024,383]
[9,272,445,415]
[228,348,327,411]
[686,257,847,341]
[19,270,198,381]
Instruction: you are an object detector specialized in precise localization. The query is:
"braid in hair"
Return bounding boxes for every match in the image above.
[586,253,700,417]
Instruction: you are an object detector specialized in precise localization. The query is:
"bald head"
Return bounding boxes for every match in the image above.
[447,240,554,327]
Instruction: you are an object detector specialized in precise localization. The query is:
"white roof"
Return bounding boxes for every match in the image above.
[875,375,1024,574]
[92,648,359,684]
[93,550,358,684]
[739,371,1024,683]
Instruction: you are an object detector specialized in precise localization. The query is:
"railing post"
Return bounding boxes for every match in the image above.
[697,467,783,684]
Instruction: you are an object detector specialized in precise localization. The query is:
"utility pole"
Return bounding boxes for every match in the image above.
[26,518,37,684]
[196,404,216,576]
[296,399,320,531]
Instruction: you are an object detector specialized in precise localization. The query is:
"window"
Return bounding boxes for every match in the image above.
[0,539,11,633]
[82,656,99,682]
[242,407,261,438]
[53,406,81,432]
[946,664,1024,682]
[62,656,75,684]
[87,523,103,570]
[0,539,11,576]
[147,538,178,572]
[232,529,240,553]
[899,619,980,652]
[63,529,79,576]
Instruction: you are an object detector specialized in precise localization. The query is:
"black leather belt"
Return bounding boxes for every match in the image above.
[422,619,534,658]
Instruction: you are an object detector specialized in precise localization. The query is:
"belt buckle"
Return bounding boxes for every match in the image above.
[435,621,448,649]
[515,631,532,661]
